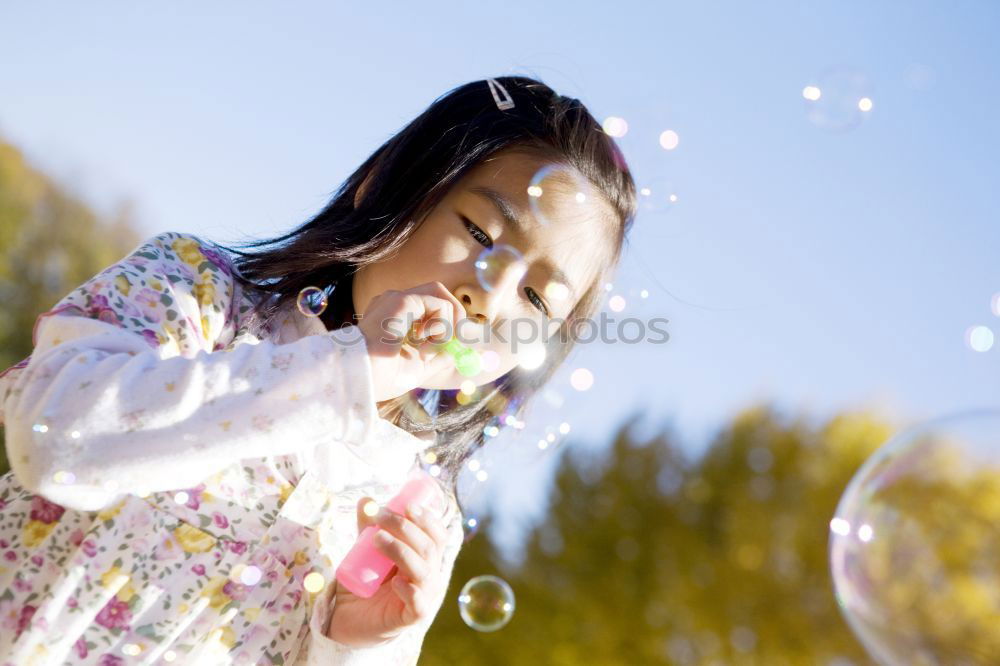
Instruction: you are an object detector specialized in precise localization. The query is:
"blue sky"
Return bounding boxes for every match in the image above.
[3,1,999,562]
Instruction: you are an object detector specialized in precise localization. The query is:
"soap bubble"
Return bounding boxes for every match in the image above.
[803,66,874,133]
[303,571,326,594]
[462,517,481,542]
[240,565,262,586]
[458,575,515,631]
[527,164,593,227]
[570,367,594,391]
[830,409,1000,664]
[475,245,527,293]
[634,166,679,217]
[296,286,328,317]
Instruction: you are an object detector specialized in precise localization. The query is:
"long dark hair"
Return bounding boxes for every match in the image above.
[225,76,637,511]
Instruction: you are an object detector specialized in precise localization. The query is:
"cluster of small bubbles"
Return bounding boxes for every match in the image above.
[296,286,328,317]
[830,410,1000,664]
[965,325,994,352]
[173,491,189,505]
[483,425,500,438]
[570,367,594,392]
[458,575,516,631]
[802,67,874,132]
[659,130,680,151]
[303,571,325,594]
[602,116,628,138]
[52,470,76,485]
[475,245,527,293]
[32,423,48,433]
[608,295,626,312]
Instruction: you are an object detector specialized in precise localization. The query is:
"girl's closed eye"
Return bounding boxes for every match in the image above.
[460,215,492,248]
[462,215,550,318]
[524,286,549,317]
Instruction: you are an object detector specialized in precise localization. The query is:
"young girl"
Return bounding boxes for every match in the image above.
[0,76,636,665]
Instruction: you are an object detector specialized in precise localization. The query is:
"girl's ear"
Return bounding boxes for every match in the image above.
[354,169,376,210]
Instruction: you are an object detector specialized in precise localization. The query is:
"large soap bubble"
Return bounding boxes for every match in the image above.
[830,409,1000,664]
[458,574,515,632]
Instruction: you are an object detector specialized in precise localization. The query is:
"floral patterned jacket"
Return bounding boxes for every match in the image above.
[0,232,464,665]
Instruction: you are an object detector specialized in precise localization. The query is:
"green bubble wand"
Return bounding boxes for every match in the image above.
[437,337,482,378]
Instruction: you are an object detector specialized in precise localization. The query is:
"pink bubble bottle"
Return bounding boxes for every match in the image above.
[336,468,445,598]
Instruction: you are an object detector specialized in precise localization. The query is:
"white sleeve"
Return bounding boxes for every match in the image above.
[1,232,377,510]
[304,500,465,665]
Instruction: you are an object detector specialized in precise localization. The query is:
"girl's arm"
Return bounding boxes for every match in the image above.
[1,232,377,511]
[306,496,466,665]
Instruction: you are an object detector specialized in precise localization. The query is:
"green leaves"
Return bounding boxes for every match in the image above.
[422,407,885,664]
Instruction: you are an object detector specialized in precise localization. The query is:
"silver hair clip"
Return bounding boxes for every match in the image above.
[487,78,515,111]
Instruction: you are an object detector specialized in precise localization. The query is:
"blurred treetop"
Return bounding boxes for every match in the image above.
[0,135,141,474]
[422,406,891,665]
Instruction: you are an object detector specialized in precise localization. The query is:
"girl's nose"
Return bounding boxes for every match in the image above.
[454,281,511,325]
[455,261,526,325]
[459,292,489,325]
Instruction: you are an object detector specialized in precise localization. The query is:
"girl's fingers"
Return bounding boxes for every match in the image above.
[374,528,431,584]
[374,508,437,562]
[403,282,466,336]
[405,502,449,552]
[391,574,431,621]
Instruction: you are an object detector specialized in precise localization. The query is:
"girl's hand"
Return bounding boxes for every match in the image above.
[357,282,466,401]
[326,496,452,648]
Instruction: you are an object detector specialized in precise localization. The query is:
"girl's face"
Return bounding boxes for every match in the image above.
[353,148,616,390]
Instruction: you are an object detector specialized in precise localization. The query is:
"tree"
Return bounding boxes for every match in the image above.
[421,405,894,665]
[0,136,141,474]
